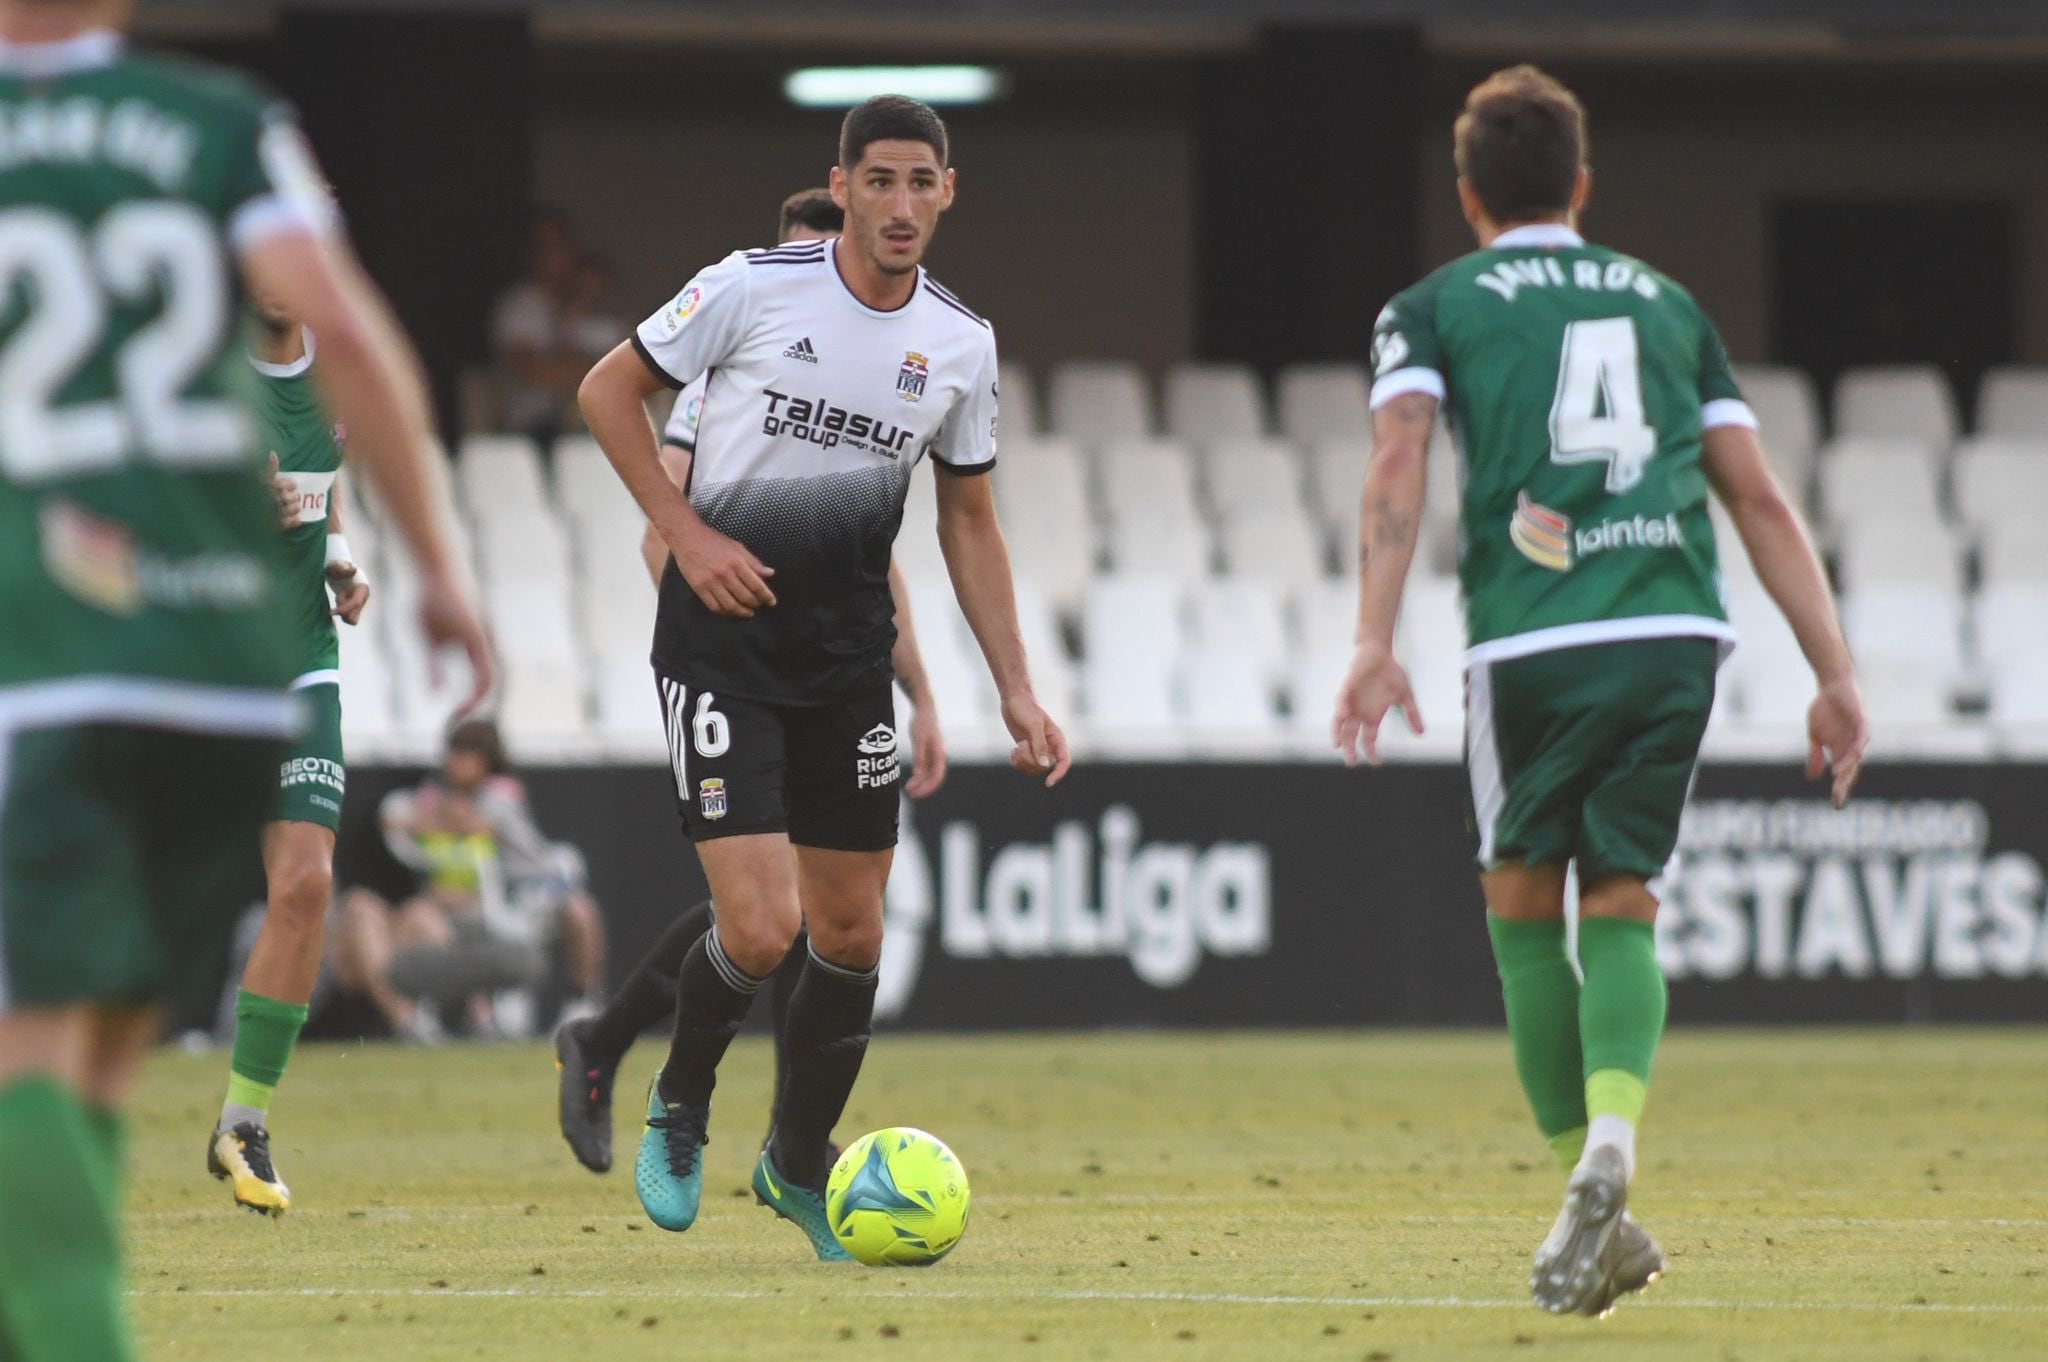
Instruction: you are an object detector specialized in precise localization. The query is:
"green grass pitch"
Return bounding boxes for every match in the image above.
[128,1029,2046,1361]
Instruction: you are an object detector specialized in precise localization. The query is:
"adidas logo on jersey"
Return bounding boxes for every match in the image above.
[782,337,819,363]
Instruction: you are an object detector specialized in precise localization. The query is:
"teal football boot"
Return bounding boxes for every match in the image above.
[753,1146,852,1262]
[635,1075,708,1232]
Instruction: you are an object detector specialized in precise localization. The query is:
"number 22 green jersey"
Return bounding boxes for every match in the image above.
[1370,224,1753,665]
[0,33,331,733]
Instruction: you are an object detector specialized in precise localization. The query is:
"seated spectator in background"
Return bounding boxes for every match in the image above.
[491,210,621,446]
[330,720,607,1041]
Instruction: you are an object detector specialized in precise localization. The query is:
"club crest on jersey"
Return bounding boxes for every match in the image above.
[698,777,728,821]
[1509,491,1573,572]
[896,351,929,402]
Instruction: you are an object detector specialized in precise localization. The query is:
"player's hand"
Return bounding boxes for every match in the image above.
[415,565,495,720]
[905,699,948,799]
[328,562,371,625]
[1002,692,1071,788]
[1806,675,1869,809]
[671,521,776,619]
[1332,640,1422,767]
[268,454,303,529]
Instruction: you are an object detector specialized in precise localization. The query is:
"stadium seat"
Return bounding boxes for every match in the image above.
[496,658,592,753]
[1097,440,1201,516]
[1163,363,1267,442]
[893,468,950,584]
[1203,438,1307,517]
[1082,656,1184,756]
[1218,503,1326,588]
[1285,646,1352,755]
[1276,363,1371,445]
[591,656,666,760]
[1842,584,1965,693]
[1011,576,1080,727]
[1973,583,2048,675]
[996,361,1040,441]
[1395,573,1468,671]
[1098,442,1211,578]
[1180,646,1282,756]
[1987,652,2048,725]
[994,441,1095,612]
[1105,507,1212,580]
[1856,660,1955,727]
[1722,579,1810,725]
[1980,524,2048,586]
[1975,366,2048,441]
[1079,574,1185,754]
[1951,438,2048,539]
[1291,577,1357,660]
[1835,515,1964,596]
[456,435,549,517]
[1047,360,1152,441]
[1188,576,1291,687]
[1815,439,1943,531]
[1731,364,1823,493]
[1833,366,1960,449]
[335,620,398,757]
[1306,439,1367,533]
[1083,574,1184,671]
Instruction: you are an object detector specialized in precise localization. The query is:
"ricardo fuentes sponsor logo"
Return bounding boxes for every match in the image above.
[1657,798,2048,980]
[874,804,1272,1017]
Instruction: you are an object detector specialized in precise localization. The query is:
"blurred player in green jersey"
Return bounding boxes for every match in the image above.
[0,1,491,1356]
[1334,66,1868,1317]
[203,297,370,1216]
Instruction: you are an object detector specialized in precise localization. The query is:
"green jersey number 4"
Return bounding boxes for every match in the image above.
[1547,316,1657,494]
[0,203,245,482]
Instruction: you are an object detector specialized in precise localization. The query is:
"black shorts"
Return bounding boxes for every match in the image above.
[653,667,901,851]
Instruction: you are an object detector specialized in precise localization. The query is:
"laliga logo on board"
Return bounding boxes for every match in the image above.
[874,804,1271,1018]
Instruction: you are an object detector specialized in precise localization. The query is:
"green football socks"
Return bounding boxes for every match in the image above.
[1577,915,1665,1179]
[0,1076,134,1362]
[1485,914,1588,1154]
[221,989,309,1131]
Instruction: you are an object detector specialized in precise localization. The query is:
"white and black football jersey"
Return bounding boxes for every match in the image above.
[632,237,998,704]
[662,373,705,453]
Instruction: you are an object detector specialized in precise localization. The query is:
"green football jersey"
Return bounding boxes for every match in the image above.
[253,336,343,678]
[0,33,330,732]
[1371,224,1750,663]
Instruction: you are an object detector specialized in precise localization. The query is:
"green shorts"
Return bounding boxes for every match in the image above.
[274,681,344,830]
[1465,635,1719,885]
[0,722,281,1013]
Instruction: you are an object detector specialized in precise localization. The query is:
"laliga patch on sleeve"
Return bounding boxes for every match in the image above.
[661,285,704,337]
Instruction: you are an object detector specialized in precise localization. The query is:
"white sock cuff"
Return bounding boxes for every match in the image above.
[1585,1114,1638,1182]
[806,941,879,984]
[705,929,765,995]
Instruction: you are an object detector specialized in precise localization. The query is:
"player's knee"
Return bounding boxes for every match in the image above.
[807,912,883,972]
[714,905,800,978]
[268,846,334,921]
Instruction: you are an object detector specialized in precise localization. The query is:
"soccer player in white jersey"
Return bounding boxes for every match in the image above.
[555,187,948,1176]
[578,96,1069,1256]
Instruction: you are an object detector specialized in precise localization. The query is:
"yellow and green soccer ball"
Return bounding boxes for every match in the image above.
[824,1127,970,1266]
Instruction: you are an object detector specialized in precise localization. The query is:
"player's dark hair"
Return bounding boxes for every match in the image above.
[838,95,949,170]
[446,718,509,776]
[778,188,843,239]
[1454,65,1586,224]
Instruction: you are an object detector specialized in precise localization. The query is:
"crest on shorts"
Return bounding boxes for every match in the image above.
[698,777,727,820]
[1509,490,1573,572]
[857,723,897,755]
[895,351,929,402]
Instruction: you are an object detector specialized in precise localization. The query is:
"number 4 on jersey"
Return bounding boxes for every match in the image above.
[1548,316,1657,494]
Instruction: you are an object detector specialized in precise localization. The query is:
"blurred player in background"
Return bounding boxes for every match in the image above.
[577,96,1067,1257]
[556,187,947,1176]
[202,301,370,1216]
[0,0,490,1354]
[1334,65,1868,1317]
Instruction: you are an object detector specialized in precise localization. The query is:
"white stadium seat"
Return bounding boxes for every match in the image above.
[1951,439,2048,538]
[1188,576,1290,687]
[1291,578,1356,660]
[1981,524,2048,587]
[1842,584,1965,693]
[335,619,398,757]
[1833,366,1960,449]
[1180,646,1282,756]
[892,468,949,585]
[996,361,1040,441]
[1097,440,1200,519]
[1975,366,2048,441]
[995,440,1095,612]
[1732,364,1823,493]
[1306,439,1367,533]
[1816,439,1942,530]
[1102,507,1211,581]
[1395,573,1467,671]
[1163,363,1266,442]
[1218,503,1325,588]
[1722,579,1810,725]
[1080,575,1186,754]
[1204,438,1306,517]
[1098,441,1211,578]
[1047,360,1152,441]
[1276,362,1371,445]
[1974,584,2048,675]
[457,435,548,518]
[1835,515,1963,595]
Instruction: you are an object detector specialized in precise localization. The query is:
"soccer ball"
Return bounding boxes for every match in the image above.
[824,1127,971,1266]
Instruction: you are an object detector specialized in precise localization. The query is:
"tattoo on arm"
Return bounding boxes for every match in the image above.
[1360,393,1436,567]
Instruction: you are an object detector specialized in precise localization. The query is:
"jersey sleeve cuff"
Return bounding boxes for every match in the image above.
[933,454,996,476]
[1370,367,1446,409]
[228,193,335,253]
[631,332,685,391]
[1701,398,1758,431]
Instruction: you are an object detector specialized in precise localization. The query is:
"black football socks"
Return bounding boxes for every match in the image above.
[769,944,879,1189]
[657,926,764,1108]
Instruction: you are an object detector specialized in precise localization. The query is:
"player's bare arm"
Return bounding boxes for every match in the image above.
[267,452,301,528]
[1333,391,1435,765]
[241,231,492,713]
[887,559,948,798]
[580,344,774,619]
[1702,423,1869,806]
[933,470,1069,786]
[325,474,371,626]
